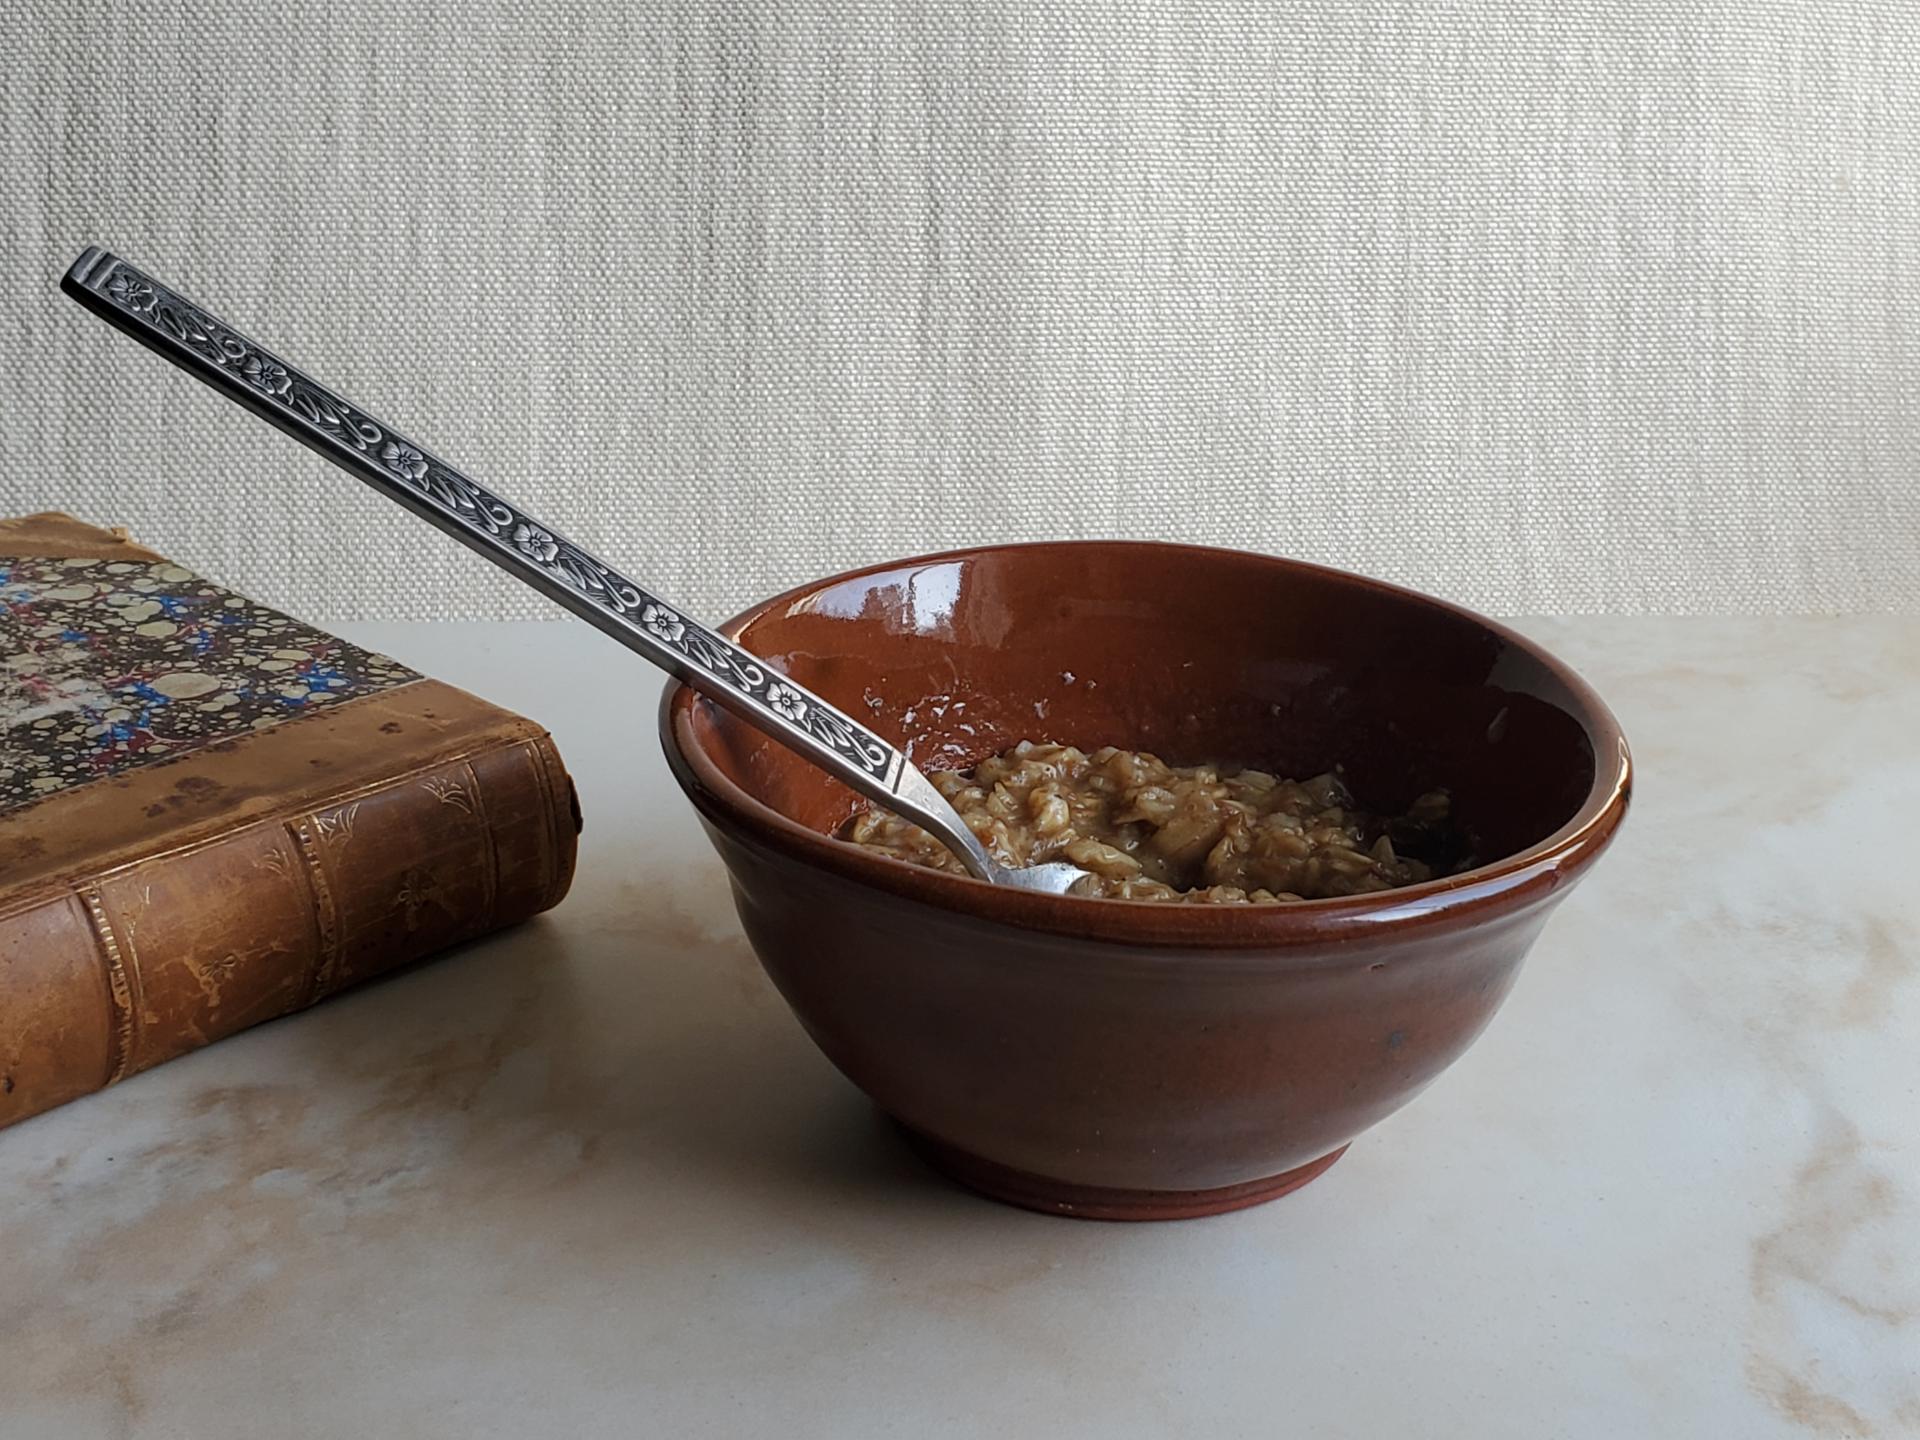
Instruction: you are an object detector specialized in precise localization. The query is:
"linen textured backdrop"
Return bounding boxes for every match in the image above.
[4,1,1918,620]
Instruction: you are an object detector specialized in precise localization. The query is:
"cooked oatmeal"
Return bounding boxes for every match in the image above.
[842,741,1465,902]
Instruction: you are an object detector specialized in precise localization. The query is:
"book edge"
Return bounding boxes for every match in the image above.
[0,679,561,916]
[0,512,165,561]
[0,726,579,1129]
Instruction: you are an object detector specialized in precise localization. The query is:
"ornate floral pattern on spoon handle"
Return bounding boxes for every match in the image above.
[61,248,1019,877]
[68,252,901,786]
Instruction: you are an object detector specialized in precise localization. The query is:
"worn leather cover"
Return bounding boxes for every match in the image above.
[0,515,579,1129]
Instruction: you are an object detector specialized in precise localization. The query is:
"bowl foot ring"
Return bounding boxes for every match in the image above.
[898,1127,1349,1221]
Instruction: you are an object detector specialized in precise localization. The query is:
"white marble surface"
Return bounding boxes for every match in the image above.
[3,618,1915,1439]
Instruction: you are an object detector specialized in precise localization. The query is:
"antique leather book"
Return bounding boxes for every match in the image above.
[0,514,579,1130]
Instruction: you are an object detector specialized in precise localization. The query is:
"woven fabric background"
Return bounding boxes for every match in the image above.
[4,1,1918,620]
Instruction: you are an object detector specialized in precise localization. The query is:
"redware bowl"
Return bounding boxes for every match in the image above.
[659,542,1630,1220]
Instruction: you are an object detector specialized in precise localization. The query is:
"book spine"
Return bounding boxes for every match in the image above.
[0,734,577,1130]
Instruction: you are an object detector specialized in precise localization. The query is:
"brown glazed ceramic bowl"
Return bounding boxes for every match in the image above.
[659,543,1630,1220]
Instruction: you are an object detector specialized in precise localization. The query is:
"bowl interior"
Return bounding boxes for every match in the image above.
[684,544,1602,872]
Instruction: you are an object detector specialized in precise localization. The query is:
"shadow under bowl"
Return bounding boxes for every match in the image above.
[660,542,1630,1220]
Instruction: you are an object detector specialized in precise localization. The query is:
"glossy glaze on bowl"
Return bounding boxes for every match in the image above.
[660,542,1630,1219]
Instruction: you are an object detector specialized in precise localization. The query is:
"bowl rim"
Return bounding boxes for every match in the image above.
[659,540,1632,949]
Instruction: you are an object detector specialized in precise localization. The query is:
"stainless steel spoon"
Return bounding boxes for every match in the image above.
[63,247,1088,896]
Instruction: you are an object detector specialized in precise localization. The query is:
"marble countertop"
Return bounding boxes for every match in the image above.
[4,618,1915,1439]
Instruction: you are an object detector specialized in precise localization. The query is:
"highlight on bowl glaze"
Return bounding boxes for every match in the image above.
[659,542,1631,1220]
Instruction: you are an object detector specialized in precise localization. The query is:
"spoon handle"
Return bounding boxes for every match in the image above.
[63,247,995,880]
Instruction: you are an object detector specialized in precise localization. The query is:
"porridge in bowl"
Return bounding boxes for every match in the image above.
[842,741,1469,902]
